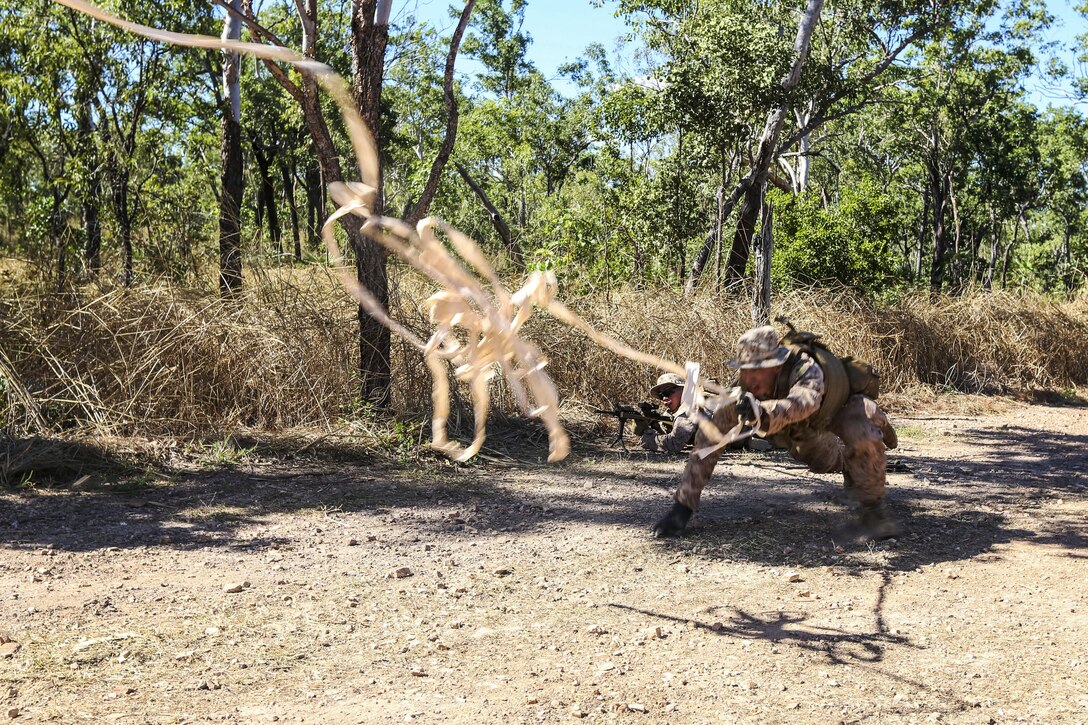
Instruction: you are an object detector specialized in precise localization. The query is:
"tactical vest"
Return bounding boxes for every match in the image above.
[771,319,881,432]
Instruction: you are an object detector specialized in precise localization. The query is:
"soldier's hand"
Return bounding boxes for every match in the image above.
[632,418,650,436]
[736,395,758,425]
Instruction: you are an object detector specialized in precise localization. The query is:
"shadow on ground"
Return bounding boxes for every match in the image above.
[2,415,1086,574]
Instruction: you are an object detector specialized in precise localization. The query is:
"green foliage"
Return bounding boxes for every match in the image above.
[2,0,1088,308]
[770,183,904,292]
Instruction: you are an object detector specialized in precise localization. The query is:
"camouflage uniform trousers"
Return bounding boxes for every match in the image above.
[675,393,891,510]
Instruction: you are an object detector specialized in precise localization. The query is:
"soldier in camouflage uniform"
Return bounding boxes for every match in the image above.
[639,373,706,454]
[652,325,900,540]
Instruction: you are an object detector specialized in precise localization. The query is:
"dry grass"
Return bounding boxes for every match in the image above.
[2,270,1086,441]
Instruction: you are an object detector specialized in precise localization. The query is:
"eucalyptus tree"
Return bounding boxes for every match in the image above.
[225,0,394,406]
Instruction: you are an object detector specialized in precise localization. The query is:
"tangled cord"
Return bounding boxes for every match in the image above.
[56,0,750,462]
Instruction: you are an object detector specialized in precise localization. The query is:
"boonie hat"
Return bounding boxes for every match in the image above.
[649,372,685,399]
[726,325,790,369]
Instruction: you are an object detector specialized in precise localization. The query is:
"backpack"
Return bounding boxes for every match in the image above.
[773,317,881,429]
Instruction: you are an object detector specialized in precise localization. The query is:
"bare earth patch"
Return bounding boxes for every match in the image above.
[2,403,1087,723]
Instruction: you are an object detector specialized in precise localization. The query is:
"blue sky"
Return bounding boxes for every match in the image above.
[403,0,636,90]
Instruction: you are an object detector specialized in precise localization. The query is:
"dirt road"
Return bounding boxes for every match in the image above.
[2,403,1087,723]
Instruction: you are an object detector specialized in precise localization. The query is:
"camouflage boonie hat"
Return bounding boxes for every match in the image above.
[726,325,790,369]
[649,372,685,399]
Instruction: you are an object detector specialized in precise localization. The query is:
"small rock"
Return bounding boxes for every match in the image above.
[409,667,426,677]
[493,568,513,577]
[526,697,538,705]
[112,686,135,696]
[787,573,803,583]
[347,538,359,546]
[224,583,246,594]
[174,651,194,661]
[570,707,587,719]
[586,624,607,635]
[0,643,19,659]
[392,567,414,579]
[6,707,18,719]
[204,627,221,636]
[627,703,648,713]
[798,591,812,598]
[654,627,665,639]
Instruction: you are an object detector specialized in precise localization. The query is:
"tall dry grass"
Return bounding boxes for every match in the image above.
[2,269,1086,439]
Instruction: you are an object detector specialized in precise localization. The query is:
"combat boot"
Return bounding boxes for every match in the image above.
[652,501,693,538]
[858,501,901,540]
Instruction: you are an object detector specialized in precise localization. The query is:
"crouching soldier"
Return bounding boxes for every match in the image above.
[652,324,900,540]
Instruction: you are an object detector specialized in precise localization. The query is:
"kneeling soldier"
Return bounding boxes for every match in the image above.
[652,325,900,540]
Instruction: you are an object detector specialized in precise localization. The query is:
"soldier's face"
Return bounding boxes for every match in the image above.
[739,366,780,399]
[661,387,683,413]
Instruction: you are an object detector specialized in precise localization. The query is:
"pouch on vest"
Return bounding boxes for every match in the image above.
[840,355,881,399]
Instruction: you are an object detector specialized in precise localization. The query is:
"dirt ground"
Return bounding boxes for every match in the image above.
[2,400,1087,724]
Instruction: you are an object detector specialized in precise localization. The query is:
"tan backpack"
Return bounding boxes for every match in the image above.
[774,317,881,429]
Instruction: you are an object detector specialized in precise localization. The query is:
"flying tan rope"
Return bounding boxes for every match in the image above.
[53,0,756,461]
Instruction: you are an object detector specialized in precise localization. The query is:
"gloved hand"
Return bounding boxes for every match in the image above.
[633,418,650,436]
[736,394,759,426]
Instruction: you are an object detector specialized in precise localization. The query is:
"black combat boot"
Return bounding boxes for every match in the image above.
[858,501,901,540]
[652,501,693,538]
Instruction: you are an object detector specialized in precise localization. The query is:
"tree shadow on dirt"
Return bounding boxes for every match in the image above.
[607,571,967,705]
[1,416,1085,573]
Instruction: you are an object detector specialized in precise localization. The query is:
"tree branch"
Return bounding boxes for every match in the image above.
[404,0,476,225]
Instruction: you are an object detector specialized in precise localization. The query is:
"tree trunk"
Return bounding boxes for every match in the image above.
[686,183,745,293]
[927,134,950,294]
[253,142,281,256]
[751,191,773,326]
[281,160,302,261]
[914,187,929,280]
[792,101,814,193]
[984,216,1001,291]
[75,93,102,276]
[403,0,475,226]
[113,167,134,288]
[713,185,725,291]
[1000,211,1028,289]
[305,160,322,247]
[218,0,244,296]
[350,0,392,409]
[724,0,824,284]
[455,162,523,268]
[1061,218,1074,292]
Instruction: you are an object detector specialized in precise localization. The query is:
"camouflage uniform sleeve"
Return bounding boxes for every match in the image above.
[757,353,825,436]
[641,409,699,454]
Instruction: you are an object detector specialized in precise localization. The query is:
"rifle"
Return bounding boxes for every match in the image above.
[594,402,674,450]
